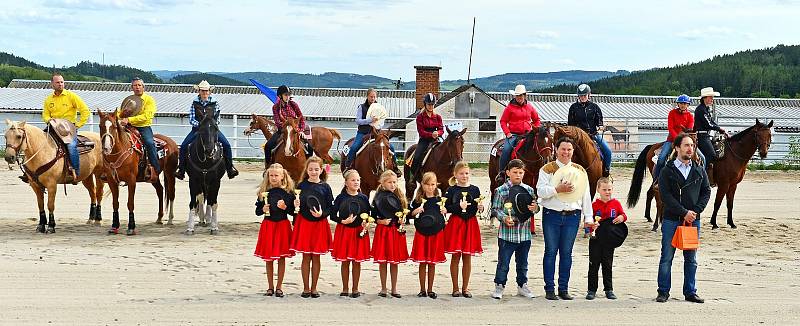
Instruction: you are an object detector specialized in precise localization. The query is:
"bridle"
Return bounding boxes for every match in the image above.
[516,130,554,166]
[367,134,393,176]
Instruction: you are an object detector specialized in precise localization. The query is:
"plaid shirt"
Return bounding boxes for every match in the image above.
[188,96,219,128]
[272,99,306,131]
[492,180,538,243]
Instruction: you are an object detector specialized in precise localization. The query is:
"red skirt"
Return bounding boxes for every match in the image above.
[410,230,446,264]
[331,224,371,262]
[444,216,484,255]
[371,224,409,264]
[254,219,294,262]
[290,214,333,255]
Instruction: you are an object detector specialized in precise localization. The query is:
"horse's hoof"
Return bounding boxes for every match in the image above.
[645,217,653,223]
[46,226,56,234]
[199,222,207,227]
[711,225,719,230]
[36,225,46,233]
[184,229,194,235]
[108,228,119,234]
[729,224,737,229]
[155,220,163,225]
[651,227,658,232]
[210,229,219,236]
[166,220,174,226]
[86,219,93,225]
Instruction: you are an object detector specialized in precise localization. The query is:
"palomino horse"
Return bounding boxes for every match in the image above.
[553,125,604,199]
[97,110,178,235]
[4,119,105,233]
[488,125,555,199]
[339,128,397,195]
[273,117,307,182]
[244,114,341,163]
[186,106,227,235]
[403,127,467,202]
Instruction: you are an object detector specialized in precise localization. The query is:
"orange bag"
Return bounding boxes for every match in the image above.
[671,221,699,250]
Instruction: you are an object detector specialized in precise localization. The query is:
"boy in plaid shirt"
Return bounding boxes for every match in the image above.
[491,159,540,299]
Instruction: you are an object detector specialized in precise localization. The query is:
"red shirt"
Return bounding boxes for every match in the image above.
[500,100,541,136]
[272,99,306,131]
[667,108,694,142]
[416,111,444,139]
[591,198,627,223]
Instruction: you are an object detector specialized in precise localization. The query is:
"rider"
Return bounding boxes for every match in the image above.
[119,77,160,183]
[653,94,706,182]
[567,84,612,177]
[263,85,308,164]
[694,87,726,186]
[36,72,90,183]
[409,93,444,183]
[345,88,402,176]
[496,84,541,183]
[175,80,238,180]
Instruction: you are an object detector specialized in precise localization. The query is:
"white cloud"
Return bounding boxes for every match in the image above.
[676,26,734,40]
[45,0,185,11]
[506,43,555,50]
[555,58,576,65]
[533,30,559,39]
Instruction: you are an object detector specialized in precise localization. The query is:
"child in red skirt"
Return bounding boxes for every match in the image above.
[409,172,447,299]
[254,163,296,298]
[290,156,334,298]
[371,170,409,298]
[443,161,484,298]
[331,169,372,298]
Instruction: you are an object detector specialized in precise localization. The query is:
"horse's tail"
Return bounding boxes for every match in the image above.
[627,144,652,208]
[330,128,342,150]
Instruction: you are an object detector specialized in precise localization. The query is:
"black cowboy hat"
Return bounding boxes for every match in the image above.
[375,191,403,219]
[338,195,369,226]
[300,188,329,221]
[508,185,535,224]
[266,188,295,220]
[446,187,480,219]
[596,219,628,248]
[414,198,446,236]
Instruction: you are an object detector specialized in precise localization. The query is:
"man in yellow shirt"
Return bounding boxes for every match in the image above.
[41,73,90,181]
[119,77,160,179]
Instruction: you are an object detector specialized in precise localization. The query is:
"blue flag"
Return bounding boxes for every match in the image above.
[249,79,277,104]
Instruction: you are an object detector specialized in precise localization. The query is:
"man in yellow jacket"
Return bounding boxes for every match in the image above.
[119,77,160,179]
[41,73,90,181]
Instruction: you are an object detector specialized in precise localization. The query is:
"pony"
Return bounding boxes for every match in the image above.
[487,125,555,199]
[338,128,397,196]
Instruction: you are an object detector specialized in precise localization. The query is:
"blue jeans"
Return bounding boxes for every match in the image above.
[654,141,706,179]
[136,126,161,172]
[493,238,531,287]
[499,135,522,172]
[67,137,79,175]
[180,128,233,169]
[542,208,581,292]
[346,131,397,165]
[657,218,700,296]
[593,134,612,172]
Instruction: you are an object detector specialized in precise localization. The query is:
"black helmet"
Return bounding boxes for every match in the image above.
[423,93,437,105]
[577,84,591,96]
[277,85,291,97]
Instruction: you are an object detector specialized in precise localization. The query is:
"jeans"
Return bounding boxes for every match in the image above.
[264,130,281,163]
[135,126,160,172]
[346,131,398,166]
[67,137,79,175]
[542,208,581,292]
[655,141,707,180]
[180,128,233,169]
[593,134,612,172]
[499,135,522,172]
[493,238,531,287]
[657,218,700,296]
[588,237,615,292]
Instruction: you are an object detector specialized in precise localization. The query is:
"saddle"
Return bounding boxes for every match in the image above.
[342,132,376,158]
[404,140,441,167]
[269,133,313,160]
[125,126,169,182]
[489,136,526,160]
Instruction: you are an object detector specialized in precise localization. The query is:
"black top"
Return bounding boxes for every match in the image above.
[443,184,481,219]
[657,159,711,221]
[255,188,296,222]
[410,196,446,236]
[297,180,334,222]
[331,192,371,228]
[357,103,371,134]
[372,190,404,226]
[694,103,721,133]
[567,101,603,136]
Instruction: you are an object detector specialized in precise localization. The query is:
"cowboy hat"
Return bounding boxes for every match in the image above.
[596,219,628,248]
[338,195,370,227]
[299,189,329,221]
[446,186,480,219]
[551,164,589,203]
[265,188,296,221]
[118,95,143,118]
[414,198,446,236]
[193,80,215,91]
[366,103,388,128]
[700,87,720,98]
[509,84,528,96]
[375,191,403,220]
[507,185,535,224]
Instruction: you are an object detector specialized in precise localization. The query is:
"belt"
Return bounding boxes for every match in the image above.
[544,208,578,216]
[697,131,710,134]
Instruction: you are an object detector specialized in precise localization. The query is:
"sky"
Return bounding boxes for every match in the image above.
[1,0,799,81]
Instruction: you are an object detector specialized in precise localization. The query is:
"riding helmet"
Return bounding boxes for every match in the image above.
[423,93,437,105]
[277,85,291,97]
[577,84,591,96]
[676,94,691,104]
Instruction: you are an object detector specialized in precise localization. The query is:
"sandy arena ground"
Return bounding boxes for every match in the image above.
[0,163,799,325]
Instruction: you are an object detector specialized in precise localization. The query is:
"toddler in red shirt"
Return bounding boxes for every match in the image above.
[586,177,627,300]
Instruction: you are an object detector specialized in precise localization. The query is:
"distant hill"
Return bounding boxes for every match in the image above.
[0,52,162,86]
[152,70,201,80]
[169,73,248,86]
[404,70,629,92]
[218,72,398,89]
[541,44,800,98]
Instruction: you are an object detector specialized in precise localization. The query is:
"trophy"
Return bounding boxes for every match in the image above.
[461,192,469,213]
[439,197,448,222]
[294,189,301,213]
[395,211,406,234]
[504,202,515,224]
[590,216,601,239]
[359,213,374,238]
[261,192,270,216]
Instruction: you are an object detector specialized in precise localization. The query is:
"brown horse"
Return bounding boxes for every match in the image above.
[4,119,105,233]
[244,114,341,163]
[488,125,555,197]
[403,127,467,202]
[273,117,307,182]
[553,125,604,199]
[339,128,397,195]
[98,110,178,235]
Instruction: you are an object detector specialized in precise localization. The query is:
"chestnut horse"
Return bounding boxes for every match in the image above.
[488,125,555,198]
[403,127,467,202]
[244,114,341,163]
[98,110,178,235]
[4,120,105,233]
[553,125,604,199]
[339,128,397,195]
[273,117,307,182]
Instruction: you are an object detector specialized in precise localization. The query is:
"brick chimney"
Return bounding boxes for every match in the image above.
[414,65,441,109]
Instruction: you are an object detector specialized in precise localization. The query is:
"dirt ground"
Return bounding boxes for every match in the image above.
[0,163,798,325]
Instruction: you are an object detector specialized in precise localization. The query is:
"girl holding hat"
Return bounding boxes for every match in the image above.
[371,170,409,298]
[496,84,541,183]
[264,85,308,164]
[254,163,296,298]
[409,172,448,299]
[330,169,372,298]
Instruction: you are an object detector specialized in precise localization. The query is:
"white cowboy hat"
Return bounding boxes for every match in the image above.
[551,164,589,203]
[700,87,720,98]
[193,80,215,91]
[366,103,388,128]
[509,84,527,96]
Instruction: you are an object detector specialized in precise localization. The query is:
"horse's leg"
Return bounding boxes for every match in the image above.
[46,184,57,234]
[32,185,47,233]
[209,182,220,235]
[82,178,96,224]
[710,186,727,230]
[126,181,137,235]
[197,193,207,227]
[109,182,121,234]
[94,174,104,224]
[153,181,165,224]
[644,186,654,222]
[165,172,176,225]
[725,184,738,229]
[186,186,198,234]
[209,203,219,235]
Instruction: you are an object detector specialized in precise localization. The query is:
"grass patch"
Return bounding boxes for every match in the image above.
[747,162,800,171]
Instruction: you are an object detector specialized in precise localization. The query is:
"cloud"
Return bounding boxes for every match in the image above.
[125,17,170,26]
[0,9,65,25]
[533,30,559,39]
[554,58,576,65]
[44,0,185,11]
[676,26,734,40]
[505,43,555,50]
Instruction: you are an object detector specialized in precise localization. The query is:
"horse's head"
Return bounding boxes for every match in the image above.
[754,119,774,159]
[369,129,396,174]
[243,113,259,136]
[4,119,27,163]
[521,125,555,164]
[281,117,301,156]
[441,126,467,165]
[198,106,219,158]
[98,110,121,155]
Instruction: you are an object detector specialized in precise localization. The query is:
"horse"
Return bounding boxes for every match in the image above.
[403,127,467,202]
[185,106,227,235]
[488,125,554,198]
[4,119,105,233]
[709,119,774,229]
[604,125,630,150]
[553,125,604,199]
[97,110,178,235]
[338,128,397,195]
[272,117,307,182]
[244,114,341,163]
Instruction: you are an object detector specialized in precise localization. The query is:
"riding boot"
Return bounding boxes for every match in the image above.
[602,168,610,178]
[707,163,716,188]
[67,168,78,185]
[147,166,160,183]
[175,162,186,180]
[226,160,239,179]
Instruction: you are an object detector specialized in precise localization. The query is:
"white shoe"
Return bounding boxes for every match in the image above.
[492,284,504,299]
[518,284,535,298]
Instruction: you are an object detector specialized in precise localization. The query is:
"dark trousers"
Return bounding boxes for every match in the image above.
[697,135,717,164]
[264,130,282,163]
[180,128,233,169]
[135,126,161,172]
[588,238,615,292]
[410,137,434,179]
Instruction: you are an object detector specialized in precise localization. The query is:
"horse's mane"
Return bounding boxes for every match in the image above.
[729,124,757,142]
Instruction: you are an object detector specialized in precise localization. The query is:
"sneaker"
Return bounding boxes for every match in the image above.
[586,291,596,300]
[491,284,504,299]
[605,290,617,300]
[517,284,535,298]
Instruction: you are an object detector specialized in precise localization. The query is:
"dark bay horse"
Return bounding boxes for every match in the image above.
[273,117,307,182]
[553,125,603,199]
[488,125,554,197]
[604,125,630,150]
[404,127,466,203]
[244,114,341,163]
[339,128,397,195]
[186,106,226,235]
[98,110,178,235]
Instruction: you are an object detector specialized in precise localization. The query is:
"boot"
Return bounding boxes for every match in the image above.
[147,166,160,183]
[66,168,78,185]
[175,167,185,180]
[19,173,29,183]
[603,168,610,178]
[226,165,239,179]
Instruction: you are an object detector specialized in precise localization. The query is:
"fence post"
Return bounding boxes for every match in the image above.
[232,114,239,158]
[89,113,95,134]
